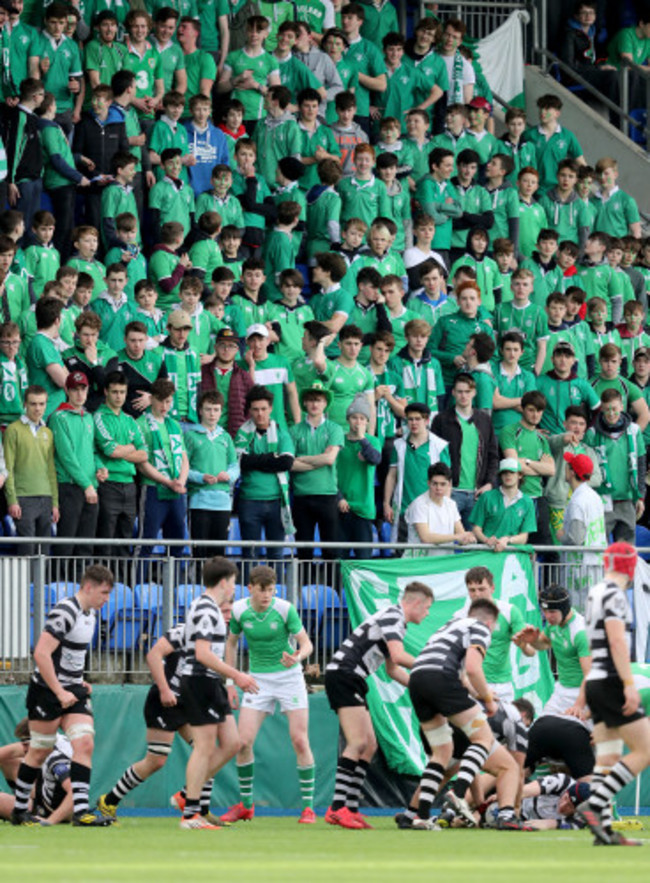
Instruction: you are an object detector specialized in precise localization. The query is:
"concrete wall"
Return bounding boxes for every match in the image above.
[524,65,650,212]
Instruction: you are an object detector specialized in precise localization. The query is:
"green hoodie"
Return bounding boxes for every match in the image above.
[48,405,97,488]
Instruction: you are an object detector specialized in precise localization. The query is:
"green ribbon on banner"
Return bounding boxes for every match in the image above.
[341,550,555,776]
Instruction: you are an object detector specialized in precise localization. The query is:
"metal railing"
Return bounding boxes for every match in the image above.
[0,536,647,682]
[418,1,538,62]
[534,46,650,145]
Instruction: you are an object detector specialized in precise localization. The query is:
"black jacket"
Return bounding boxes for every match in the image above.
[1,104,42,183]
[72,109,129,178]
[431,407,499,490]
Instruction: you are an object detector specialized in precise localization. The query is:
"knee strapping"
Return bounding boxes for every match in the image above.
[65,722,95,741]
[596,740,624,757]
[147,741,172,757]
[422,722,453,749]
[460,708,487,739]
[30,731,57,750]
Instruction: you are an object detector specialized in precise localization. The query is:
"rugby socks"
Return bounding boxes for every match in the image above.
[183,798,200,820]
[105,766,144,806]
[13,763,40,813]
[589,761,635,814]
[345,760,369,813]
[71,761,92,815]
[589,771,612,829]
[237,762,254,809]
[452,744,489,798]
[298,764,316,810]
[200,778,215,815]
[331,756,357,811]
[416,761,445,819]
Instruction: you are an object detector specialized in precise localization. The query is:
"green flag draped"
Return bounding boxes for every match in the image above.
[341,550,554,776]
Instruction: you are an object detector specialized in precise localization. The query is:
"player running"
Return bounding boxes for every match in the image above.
[324,581,433,829]
[11,565,115,827]
[178,557,258,829]
[576,542,650,846]
[220,566,316,825]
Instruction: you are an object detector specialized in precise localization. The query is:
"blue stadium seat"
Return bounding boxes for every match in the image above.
[175,583,203,624]
[234,584,249,601]
[135,583,164,644]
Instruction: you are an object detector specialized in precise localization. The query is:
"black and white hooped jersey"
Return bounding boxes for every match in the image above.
[412,616,491,677]
[488,701,529,753]
[326,604,406,679]
[181,593,226,679]
[585,579,633,681]
[521,773,575,822]
[32,597,96,688]
[162,624,186,695]
[40,734,72,812]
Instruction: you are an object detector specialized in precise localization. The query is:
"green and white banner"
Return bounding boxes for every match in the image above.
[341,550,554,776]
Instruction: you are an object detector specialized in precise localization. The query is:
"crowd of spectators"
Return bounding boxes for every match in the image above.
[0,0,645,568]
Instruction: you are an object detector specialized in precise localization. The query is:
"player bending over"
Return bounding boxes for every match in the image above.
[324,581,433,829]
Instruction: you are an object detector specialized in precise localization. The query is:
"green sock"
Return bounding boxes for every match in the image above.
[298,764,315,810]
[237,761,254,809]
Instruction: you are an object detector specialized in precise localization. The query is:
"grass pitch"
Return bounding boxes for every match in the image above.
[4,815,650,883]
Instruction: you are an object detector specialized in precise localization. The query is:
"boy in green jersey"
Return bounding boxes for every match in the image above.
[241,323,300,430]
[497,107,536,182]
[469,458,536,552]
[265,269,314,363]
[337,143,391,230]
[485,153,520,248]
[494,267,549,375]
[449,227,500,313]
[448,148,492,258]
[62,311,119,412]
[379,274,418,353]
[176,276,215,360]
[463,96,499,172]
[616,300,650,370]
[67,226,106,301]
[219,15,281,123]
[84,9,125,97]
[586,388,646,541]
[25,297,68,418]
[430,103,470,161]
[47,370,100,557]
[325,324,376,432]
[296,87,341,192]
[459,331,497,411]
[222,565,316,824]
[230,139,272,254]
[148,91,192,183]
[389,317,444,414]
[150,8,186,94]
[593,156,642,239]
[521,229,562,308]
[38,2,84,130]
[516,167,546,259]
[584,295,622,354]
[404,108,433,185]
[375,151,412,252]
[0,321,28,428]
[340,2,387,129]
[492,330,537,433]
[589,341,649,426]
[0,235,29,324]
[149,148,195,241]
[100,151,141,251]
[493,238,516,303]
[522,94,585,194]
[251,85,302,189]
[188,212,223,288]
[131,282,166,350]
[415,146,462,265]
[538,158,590,248]
[195,164,245,231]
[577,232,620,322]
[350,218,407,288]
[306,158,343,261]
[149,222,191,314]
[160,309,202,424]
[289,381,344,567]
[93,264,134,353]
[368,329,406,451]
[337,393,382,552]
[536,339,600,435]
[261,201,301,303]
[121,9,164,124]
[25,211,60,297]
[104,213,147,301]
[428,281,495,388]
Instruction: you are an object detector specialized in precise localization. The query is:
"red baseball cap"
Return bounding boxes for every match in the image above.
[65,371,89,390]
[563,452,593,480]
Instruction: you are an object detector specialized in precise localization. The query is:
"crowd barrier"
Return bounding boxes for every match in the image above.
[0,537,646,681]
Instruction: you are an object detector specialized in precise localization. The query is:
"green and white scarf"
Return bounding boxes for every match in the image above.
[401,360,439,413]
[593,421,639,502]
[162,346,201,423]
[145,412,184,501]
[237,418,295,535]
[450,50,465,104]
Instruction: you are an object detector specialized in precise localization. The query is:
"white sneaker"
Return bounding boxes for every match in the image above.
[411,817,440,830]
[443,792,476,827]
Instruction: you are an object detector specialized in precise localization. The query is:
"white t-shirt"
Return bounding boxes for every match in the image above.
[405,491,461,552]
[563,482,606,566]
